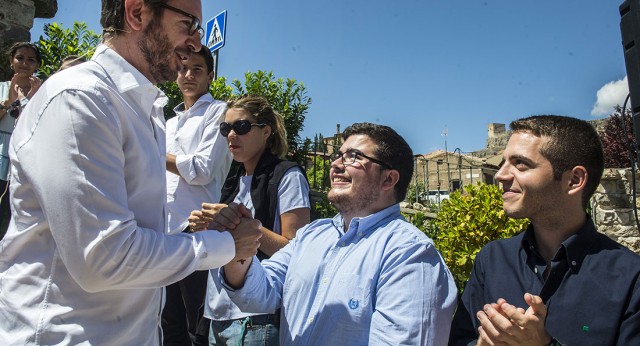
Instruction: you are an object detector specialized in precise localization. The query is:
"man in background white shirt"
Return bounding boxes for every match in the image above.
[163,46,232,345]
[0,1,260,345]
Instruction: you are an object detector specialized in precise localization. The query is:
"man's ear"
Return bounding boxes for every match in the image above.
[124,0,147,32]
[381,169,400,192]
[565,166,587,197]
[207,71,214,84]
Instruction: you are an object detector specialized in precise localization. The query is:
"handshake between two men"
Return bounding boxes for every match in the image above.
[188,202,263,264]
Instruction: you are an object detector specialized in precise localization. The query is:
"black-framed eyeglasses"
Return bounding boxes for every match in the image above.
[157,3,205,39]
[331,149,394,170]
[220,120,267,137]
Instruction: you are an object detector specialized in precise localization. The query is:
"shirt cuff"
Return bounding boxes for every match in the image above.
[175,154,196,182]
[193,230,235,270]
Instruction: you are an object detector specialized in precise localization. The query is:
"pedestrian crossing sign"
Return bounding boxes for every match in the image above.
[206,10,227,52]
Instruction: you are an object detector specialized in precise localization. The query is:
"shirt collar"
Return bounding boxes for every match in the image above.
[91,44,166,117]
[331,204,401,237]
[91,44,159,94]
[521,215,597,273]
[173,93,215,114]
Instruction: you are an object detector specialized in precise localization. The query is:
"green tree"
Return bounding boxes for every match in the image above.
[232,71,311,164]
[434,183,529,290]
[601,105,636,168]
[35,22,100,78]
[306,155,331,190]
[160,70,312,164]
[158,76,234,120]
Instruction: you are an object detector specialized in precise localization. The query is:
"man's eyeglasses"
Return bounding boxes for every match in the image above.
[157,3,205,39]
[220,120,267,137]
[331,149,394,170]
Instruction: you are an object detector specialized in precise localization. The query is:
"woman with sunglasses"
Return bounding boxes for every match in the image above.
[190,94,310,345]
[0,42,42,235]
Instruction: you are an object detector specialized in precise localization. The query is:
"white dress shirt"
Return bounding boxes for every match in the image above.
[166,95,232,234]
[0,44,235,345]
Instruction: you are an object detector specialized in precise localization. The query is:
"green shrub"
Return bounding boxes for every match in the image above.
[402,211,439,240]
[310,189,337,220]
[405,182,425,204]
[434,183,529,291]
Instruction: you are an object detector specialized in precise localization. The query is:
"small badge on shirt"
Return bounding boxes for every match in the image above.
[348,298,359,310]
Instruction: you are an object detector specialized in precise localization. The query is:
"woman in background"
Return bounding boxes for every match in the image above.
[190,94,311,345]
[0,42,41,236]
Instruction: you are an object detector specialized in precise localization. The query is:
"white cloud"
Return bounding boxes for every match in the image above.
[591,76,629,116]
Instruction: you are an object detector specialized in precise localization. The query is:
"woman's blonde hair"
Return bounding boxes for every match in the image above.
[226,94,289,158]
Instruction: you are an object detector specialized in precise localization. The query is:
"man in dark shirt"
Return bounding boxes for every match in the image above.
[449,115,640,345]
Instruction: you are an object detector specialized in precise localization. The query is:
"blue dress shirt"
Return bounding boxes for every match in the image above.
[222,204,457,345]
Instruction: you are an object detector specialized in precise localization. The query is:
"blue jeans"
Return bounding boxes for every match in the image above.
[209,314,279,346]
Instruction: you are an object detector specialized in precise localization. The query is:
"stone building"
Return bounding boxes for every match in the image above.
[0,0,57,80]
[413,149,500,193]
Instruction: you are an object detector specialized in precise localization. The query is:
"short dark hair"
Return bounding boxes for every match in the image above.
[341,123,414,203]
[193,47,214,73]
[101,0,166,37]
[7,42,41,66]
[510,115,604,208]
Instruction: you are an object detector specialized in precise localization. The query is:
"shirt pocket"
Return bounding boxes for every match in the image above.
[332,275,374,321]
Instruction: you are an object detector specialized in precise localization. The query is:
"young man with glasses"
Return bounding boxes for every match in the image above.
[163,46,232,345]
[196,122,458,345]
[0,1,261,344]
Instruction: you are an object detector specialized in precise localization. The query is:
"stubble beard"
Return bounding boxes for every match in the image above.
[328,183,380,216]
[138,20,176,84]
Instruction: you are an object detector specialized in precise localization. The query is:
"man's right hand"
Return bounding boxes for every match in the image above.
[230,204,262,261]
[476,294,551,346]
[202,202,242,231]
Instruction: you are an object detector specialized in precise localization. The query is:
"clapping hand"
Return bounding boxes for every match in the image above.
[476,293,551,346]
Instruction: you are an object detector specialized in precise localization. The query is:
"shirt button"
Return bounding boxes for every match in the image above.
[571,260,577,266]
[308,317,314,324]
[340,242,345,247]
[357,232,363,237]
[322,277,328,284]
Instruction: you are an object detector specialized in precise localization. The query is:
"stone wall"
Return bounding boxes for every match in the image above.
[593,168,640,254]
[0,0,57,80]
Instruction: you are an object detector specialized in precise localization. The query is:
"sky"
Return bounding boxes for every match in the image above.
[32,0,629,155]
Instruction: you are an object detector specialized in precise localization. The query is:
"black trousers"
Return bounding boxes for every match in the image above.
[161,269,210,346]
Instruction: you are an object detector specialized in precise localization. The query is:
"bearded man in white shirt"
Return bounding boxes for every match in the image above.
[0,0,261,345]
[162,47,232,345]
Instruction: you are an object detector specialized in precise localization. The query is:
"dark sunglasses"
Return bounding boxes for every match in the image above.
[157,3,205,39]
[331,149,395,170]
[220,120,267,137]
